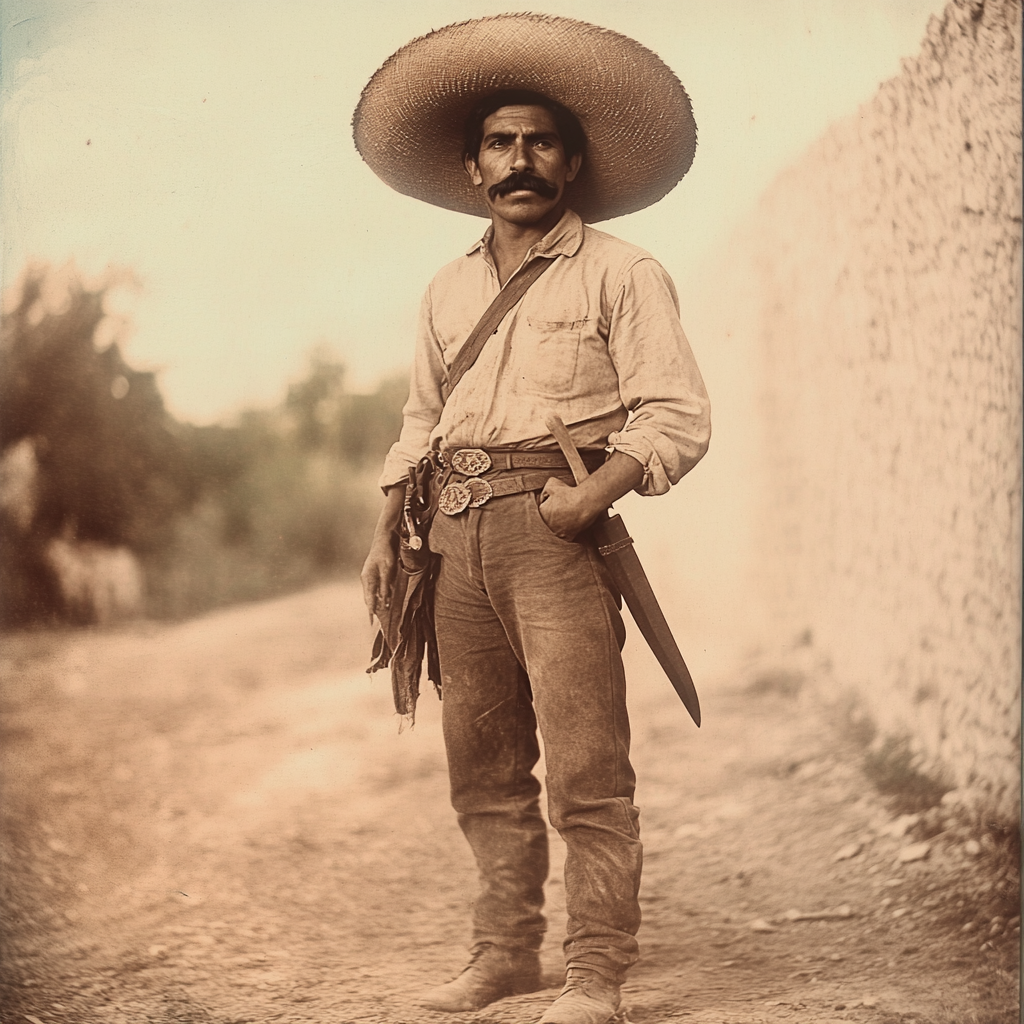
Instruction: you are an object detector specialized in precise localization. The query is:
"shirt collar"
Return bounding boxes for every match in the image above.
[465,208,584,260]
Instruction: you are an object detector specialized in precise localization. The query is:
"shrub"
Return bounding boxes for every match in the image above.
[0,266,406,624]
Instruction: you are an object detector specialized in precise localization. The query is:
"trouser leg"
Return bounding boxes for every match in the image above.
[432,513,548,952]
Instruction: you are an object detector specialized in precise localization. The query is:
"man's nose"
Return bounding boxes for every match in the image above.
[509,139,533,170]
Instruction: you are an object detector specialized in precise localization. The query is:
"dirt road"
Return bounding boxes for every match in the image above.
[0,582,1018,1023]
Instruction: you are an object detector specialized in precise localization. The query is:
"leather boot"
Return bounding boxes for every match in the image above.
[536,967,623,1024]
[421,942,543,1011]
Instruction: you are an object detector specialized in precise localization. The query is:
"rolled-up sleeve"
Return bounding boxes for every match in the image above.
[377,288,446,490]
[605,257,711,496]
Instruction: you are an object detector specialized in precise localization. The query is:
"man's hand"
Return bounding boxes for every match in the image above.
[538,450,645,541]
[361,485,405,620]
[538,477,593,540]
[361,535,398,621]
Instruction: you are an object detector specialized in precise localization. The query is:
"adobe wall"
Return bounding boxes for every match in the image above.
[749,0,1021,818]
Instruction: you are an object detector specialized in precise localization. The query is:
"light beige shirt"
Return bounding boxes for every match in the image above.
[379,209,711,496]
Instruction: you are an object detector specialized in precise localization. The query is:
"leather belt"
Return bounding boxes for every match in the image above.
[436,446,607,516]
[440,446,606,473]
[486,469,575,496]
[437,467,577,516]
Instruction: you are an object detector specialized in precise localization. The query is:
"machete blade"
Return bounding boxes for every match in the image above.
[543,414,701,727]
[591,513,701,727]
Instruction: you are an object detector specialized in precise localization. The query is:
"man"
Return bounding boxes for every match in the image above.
[355,15,710,1024]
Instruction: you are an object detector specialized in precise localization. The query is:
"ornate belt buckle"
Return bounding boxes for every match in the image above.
[450,448,492,476]
[438,482,473,516]
[466,478,493,508]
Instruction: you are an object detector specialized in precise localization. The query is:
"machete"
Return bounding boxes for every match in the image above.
[545,415,701,727]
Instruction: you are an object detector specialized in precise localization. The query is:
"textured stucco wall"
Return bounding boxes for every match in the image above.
[749,0,1021,818]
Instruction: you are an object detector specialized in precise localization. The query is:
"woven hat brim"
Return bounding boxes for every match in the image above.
[353,13,697,223]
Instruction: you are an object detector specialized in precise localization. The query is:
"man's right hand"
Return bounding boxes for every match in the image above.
[361,536,398,621]
[361,484,406,621]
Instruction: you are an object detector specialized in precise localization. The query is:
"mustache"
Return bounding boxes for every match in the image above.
[488,170,560,201]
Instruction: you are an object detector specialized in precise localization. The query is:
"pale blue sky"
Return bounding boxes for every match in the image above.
[2,0,947,422]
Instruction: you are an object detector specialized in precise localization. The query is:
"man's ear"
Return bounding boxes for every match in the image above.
[565,152,582,183]
[464,154,483,186]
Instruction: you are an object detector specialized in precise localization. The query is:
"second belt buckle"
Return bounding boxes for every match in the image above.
[439,477,493,515]
[438,482,472,515]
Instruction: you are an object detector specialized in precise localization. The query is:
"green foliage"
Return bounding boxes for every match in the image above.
[0,266,407,625]
[0,267,196,624]
[147,352,405,618]
[284,346,407,464]
[144,459,381,619]
[0,267,194,552]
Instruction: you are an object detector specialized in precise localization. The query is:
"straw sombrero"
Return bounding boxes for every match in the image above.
[353,13,696,223]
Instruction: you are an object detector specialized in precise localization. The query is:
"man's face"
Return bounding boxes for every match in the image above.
[464,105,582,228]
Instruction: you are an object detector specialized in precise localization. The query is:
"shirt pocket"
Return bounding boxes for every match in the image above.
[517,317,590,400]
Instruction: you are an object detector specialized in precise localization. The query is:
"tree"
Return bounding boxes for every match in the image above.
[0,265,195,622]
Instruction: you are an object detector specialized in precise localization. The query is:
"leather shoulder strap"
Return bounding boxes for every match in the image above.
[441,255,555,403]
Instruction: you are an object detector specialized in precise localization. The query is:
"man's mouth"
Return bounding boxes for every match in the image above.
[488,171,559,201]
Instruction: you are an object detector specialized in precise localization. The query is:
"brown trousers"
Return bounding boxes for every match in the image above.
[429,490,642,983]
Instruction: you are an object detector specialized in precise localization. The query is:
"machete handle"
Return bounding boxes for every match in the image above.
[545,415,590,485]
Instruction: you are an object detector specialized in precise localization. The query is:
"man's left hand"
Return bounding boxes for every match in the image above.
[537,450,646,541]
[538,477,596,540]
